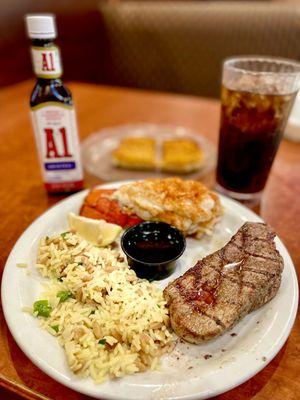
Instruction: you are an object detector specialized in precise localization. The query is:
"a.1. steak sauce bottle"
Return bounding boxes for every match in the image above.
[25,14,84,194]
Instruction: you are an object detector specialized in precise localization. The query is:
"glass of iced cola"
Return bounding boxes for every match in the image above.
[216,56,300,203]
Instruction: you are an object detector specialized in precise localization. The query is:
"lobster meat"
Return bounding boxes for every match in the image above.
[80,189,142,228]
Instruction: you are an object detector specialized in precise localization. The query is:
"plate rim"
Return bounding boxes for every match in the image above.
[1,181,299,400]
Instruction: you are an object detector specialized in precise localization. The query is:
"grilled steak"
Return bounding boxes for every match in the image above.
[164,222,284,343]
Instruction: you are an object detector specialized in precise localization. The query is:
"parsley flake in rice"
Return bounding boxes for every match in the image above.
[29,232,176,383]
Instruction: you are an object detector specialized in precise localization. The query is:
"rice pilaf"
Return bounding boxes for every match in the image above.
[28,232,176,383]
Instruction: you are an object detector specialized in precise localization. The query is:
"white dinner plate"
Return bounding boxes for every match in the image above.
[1,181,298,400]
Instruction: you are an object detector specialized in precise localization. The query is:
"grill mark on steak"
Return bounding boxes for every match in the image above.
[232,243,279,262]
[237,228,246,303]
[221,272,257,290]
[250,237,273,243]
[231,243,279,262]
[242,267,277,277]
[192,305,227,329]
[164,222,284,344]
[175,264,228,329]
[244,251,279,262]
[203,237,259,291]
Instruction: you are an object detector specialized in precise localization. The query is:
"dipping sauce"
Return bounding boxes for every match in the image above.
[121,221,186,281]
[127,237,181,263]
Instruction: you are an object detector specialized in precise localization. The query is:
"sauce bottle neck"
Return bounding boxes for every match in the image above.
[31,38,56,47]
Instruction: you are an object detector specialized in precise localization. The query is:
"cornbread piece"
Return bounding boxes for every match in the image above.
[112,137,156,170]
[161,139,204,173]
[112,178,222,237]
[164,222,284,343]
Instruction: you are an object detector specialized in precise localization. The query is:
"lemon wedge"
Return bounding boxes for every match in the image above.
[67,213,122,247]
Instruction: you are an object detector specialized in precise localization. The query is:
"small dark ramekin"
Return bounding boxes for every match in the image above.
[121,221,186,281]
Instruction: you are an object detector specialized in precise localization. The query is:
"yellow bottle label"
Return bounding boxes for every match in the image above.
[31,46,62,79]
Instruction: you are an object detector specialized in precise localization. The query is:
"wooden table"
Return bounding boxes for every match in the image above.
[0,80,299,400]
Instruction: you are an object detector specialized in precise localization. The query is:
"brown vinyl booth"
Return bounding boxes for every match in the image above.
[1,1,300,98]
[97,1,300,98]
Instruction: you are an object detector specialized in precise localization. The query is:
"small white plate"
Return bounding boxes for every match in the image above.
[1,181,298,400]
[81,124,216,181]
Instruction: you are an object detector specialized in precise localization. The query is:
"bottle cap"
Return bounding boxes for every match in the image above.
[25,14,57,39]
